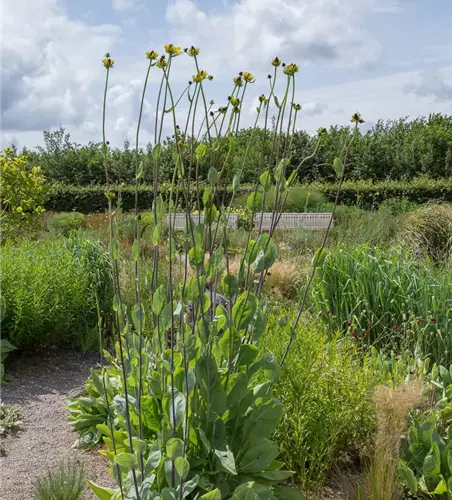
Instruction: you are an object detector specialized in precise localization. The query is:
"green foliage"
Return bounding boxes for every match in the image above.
[23,114,452,186]
[313,245,452,364]
[0,339,17,383]
[330,206,401,247]
[33,458,85,500]
[43,178,452,214]
[399,363,452,497]
[48,212,86,236]
[0,147,47,240]
[1,235,112,350]
[0,403,21,438]
[266,314,376,487]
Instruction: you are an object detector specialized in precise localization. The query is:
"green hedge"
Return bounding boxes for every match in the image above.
[315,178,452,208]
[44,178,452,213]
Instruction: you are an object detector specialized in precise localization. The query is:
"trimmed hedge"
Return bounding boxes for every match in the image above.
[44,178,452,213]
[316,178,452,208]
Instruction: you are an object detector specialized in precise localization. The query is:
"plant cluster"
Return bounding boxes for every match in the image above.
[66,42,361,500]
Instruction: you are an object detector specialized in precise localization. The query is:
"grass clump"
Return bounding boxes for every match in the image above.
[33,458,85,500]
[1,234,112,350]
[47,212,86,236]
[314,245,452,364]
[401,203,452,264]
[363,381,423,500]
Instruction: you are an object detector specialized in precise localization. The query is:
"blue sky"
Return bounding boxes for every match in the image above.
[2,0,452,149]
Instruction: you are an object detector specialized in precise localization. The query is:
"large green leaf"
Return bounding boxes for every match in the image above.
[399,459,418,493]
[233,293,258,331]
[243,397,283,439]
[273,486,306,500]
[189,245,205,271]
[208,167,219,186]
[423,441,441,477]
[87,481,120,500]
[239,438,280,473]
[215,445,237,475]
[152,285,166,315]
[199,488,222,500]
[114,452,139,471]
[254,243,277,273]
[247,192,263,213]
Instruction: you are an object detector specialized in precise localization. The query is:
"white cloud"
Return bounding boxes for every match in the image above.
[301,102,328,117]
[166,0,382,77]
[405,67,452,102]
[1,0,125,148]
[112,0,136,10]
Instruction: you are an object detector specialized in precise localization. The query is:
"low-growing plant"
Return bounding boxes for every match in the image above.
[48,211,86,236]
[266,314,377,488]
[0,338,16,383]
[0,403,21,437]
[1,235,112,350]
[33,458,86,500]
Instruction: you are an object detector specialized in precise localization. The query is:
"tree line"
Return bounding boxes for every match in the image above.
[15,113,452,186]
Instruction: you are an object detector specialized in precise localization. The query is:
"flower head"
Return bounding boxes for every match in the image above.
[284,63,299,76]
[233,76,243,87]
[346,321,352,327]
[186,46,200,57]
[292,103,301,111]
[258,94,268,104]
[431,318,437,323]
[352,332,359,339]
[317,127,328,136]
[351,112,365,124]
[102,53,115,69]
[146,50,159,60]
[156,56,168,69]
[272,57,281,67]
[193,70,208,82]
[243,71,255,83]
[164,43,182,56]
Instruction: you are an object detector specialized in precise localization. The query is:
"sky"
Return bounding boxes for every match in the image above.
[2,0,452,150]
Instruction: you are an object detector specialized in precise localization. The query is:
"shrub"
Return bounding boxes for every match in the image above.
[33,458,85,500]
[266,313,377,488]
[0,235,112,350]
[314,245,452,364]
[400,204,452,264]
[48,212,86,236]
[0,147,47,240]
[330,206,400,247]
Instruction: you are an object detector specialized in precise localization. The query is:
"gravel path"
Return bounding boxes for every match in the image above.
[0,348,115,499]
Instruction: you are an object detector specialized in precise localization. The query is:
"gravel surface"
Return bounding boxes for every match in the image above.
[0,348,115,499]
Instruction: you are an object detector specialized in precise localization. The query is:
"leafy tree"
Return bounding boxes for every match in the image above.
[0,148,47,240]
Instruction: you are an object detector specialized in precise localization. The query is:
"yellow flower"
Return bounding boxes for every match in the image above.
[102,54,115,69]
[351,112,365,124]
[233,76,243,87]
[156,56,168,69]
[272,57,281,67]
[193,70,208,82]
[164,43,182,56]
[146,50,159,60]
[242,71,255,83]
[283,63,299,76]
[186,46,200,57]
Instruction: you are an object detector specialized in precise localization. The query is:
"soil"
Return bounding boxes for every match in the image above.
[0,348,115,499]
